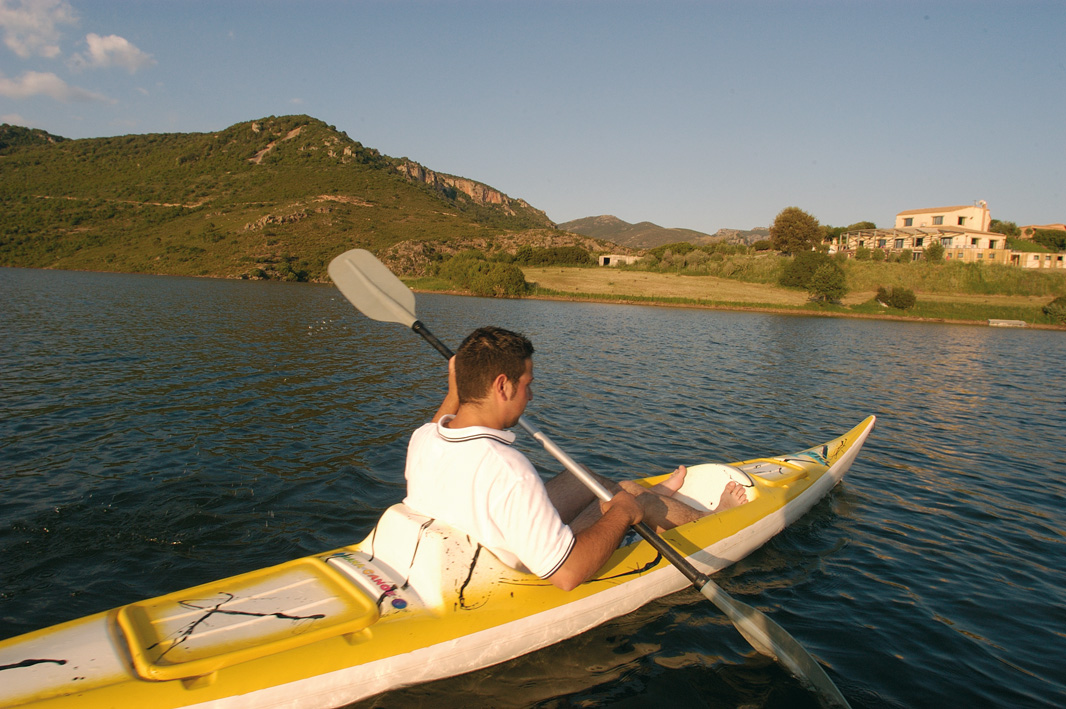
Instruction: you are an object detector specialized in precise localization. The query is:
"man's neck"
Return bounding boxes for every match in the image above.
[446,401,507,432]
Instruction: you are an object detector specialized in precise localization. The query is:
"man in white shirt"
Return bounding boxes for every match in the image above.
[403,326,746,591]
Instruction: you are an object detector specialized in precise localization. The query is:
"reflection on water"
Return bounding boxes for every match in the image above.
[1,269,1064,708]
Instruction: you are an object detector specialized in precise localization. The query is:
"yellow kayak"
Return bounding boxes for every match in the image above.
[0,416,875,708]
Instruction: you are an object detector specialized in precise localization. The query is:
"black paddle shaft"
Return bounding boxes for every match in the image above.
[412,321,455,359]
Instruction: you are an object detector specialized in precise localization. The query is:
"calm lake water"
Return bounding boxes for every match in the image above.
[2,268,1064,708]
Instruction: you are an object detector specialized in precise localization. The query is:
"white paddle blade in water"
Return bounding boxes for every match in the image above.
[700,580,851,708]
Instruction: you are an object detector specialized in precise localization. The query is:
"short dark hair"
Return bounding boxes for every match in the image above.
[455,326,534,404]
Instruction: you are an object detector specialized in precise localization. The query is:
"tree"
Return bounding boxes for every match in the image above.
[770,207,822,254]
[846,221,877,231]
[989,219,1020,237]
[779,250,831,288]
[807,262,847,303]
[1032,229,1066,252]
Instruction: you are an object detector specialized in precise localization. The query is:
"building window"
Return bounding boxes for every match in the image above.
[958,217,966,225]
[894,238,904,249]
[878,239,887,248]
[942,237,953,247]
[1032,255,1040,261]
[933,216,944,225]
[978,253,984,259]
[904,217,913,227]
[971,238,980,246]
[988,240,997,249]
[990,252,996,259]
[857,240,865,248]
[946,253,953,259]
[916,237,924,247]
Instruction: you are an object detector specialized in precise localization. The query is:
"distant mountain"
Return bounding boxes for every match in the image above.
[559,215,768,249]
[0,115,557,280]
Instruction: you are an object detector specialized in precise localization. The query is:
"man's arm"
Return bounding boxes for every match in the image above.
[431,356,459,423]
[547,491,643,591]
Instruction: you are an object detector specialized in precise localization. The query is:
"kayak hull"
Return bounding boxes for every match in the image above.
[0,416,875,708]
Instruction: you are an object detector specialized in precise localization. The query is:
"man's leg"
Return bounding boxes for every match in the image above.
[544,467,615,525]
[546,466,705,534]
[550,465,748,535]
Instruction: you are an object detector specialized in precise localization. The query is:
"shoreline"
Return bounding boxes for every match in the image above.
[7,264,1062,331]
[413,286,1066,331]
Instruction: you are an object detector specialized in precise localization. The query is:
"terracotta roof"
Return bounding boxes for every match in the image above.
[896,206,979,216]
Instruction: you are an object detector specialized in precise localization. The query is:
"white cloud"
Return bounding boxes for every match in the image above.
[0,0,76,59]
[0,69,109,102]
[69,32,154,73]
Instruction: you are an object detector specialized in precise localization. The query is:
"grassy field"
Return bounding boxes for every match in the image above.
[519,266,1065,327]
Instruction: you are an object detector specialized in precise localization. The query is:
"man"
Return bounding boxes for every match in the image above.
[403,326,746,591]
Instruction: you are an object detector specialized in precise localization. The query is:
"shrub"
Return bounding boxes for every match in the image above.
[648,241,697,259]
[924,242,945,262]
[807,262,847,303]
[752,239,773,251]
[872,249,886,262]
[877,285,917,310]
[1043,295,1066,324]
[438,254,529,296]
[469,262,528,296]
[854,246,871,261]
[779,250,831,289]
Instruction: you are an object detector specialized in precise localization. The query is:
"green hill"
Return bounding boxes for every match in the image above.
[0,124,68,153]
[0,115,556,280]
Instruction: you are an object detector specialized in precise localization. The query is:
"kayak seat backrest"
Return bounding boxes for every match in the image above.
[358,503,484,612]
[673,464,756,512]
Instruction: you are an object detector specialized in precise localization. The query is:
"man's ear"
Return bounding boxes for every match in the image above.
[491,372,512,400]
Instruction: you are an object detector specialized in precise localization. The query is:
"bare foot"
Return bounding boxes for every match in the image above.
[716,480,748,511]
[656,465,687,495]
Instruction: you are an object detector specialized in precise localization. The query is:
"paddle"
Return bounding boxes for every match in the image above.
[328,248,851,708]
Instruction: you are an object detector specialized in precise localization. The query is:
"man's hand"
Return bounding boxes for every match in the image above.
[548,489,642,592]
[599,489,644,527]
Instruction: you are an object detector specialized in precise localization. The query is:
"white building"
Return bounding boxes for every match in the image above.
[832,202,1014,264]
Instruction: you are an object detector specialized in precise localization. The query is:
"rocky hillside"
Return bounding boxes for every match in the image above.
[0,115,563,280]
[560,215,769,249]
[378,229,623,277]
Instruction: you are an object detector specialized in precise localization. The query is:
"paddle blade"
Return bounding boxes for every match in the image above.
[699,580,851,708]
[328,249,417,328]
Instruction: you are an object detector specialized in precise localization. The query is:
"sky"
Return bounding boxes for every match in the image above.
[1,0,1064,234]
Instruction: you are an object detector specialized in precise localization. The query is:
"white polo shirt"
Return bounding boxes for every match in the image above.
[403,415,575,578]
